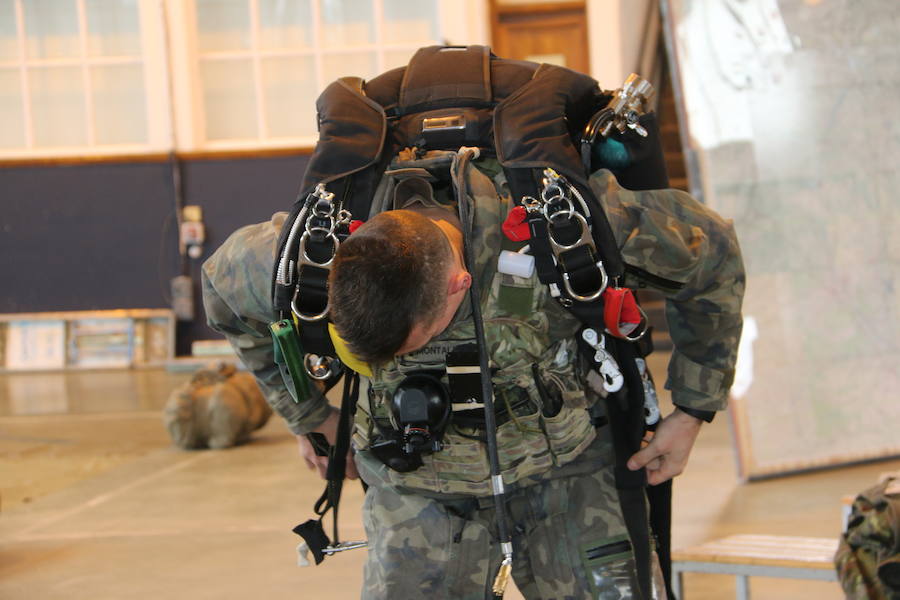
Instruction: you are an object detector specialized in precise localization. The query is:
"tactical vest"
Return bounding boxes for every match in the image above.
[351,151,597,495]
[271,44,666,494]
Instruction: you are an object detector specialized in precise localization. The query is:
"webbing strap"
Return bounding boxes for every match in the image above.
[326,372,359,487]
[294,265,329,313]
[647,479,675,600]
[606,336,653,598]
[504,167,561,289]
[399,46,492,114]
[618,487,653,600]
[297,371,360,563]
[528,216,560,286]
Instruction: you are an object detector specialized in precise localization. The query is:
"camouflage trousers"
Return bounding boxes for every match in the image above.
[356,433,665,600]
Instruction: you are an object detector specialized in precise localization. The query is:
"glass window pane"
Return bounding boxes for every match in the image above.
[321,51,377,84]
[196,0,250,53]
[0,68,24,148]
[383,0,439,44]
[85,0,141,57]
[320,0,373,48]
[259,0,312,50]
[0,0,18,61]
[91,64,146,144]
[24,0,80,60]
[30,66,87,147]
[261,55,316,138]
[200,58,257,140]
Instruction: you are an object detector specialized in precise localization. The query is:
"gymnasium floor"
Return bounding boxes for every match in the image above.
[1,354,896,599]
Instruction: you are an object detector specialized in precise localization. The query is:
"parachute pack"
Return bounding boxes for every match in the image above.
[271,45,674,599]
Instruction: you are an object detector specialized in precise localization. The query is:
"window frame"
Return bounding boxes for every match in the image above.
[0,0,173,160]
[0,0,488,161]
[167,0,488,152]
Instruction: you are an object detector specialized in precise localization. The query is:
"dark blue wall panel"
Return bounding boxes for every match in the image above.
[178,154,309,352]
[0,153,309,354]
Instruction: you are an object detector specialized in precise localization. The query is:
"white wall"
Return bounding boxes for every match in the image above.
[587,0,654,88]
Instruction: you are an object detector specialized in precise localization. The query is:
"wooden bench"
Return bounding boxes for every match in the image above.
[671,534,839,599]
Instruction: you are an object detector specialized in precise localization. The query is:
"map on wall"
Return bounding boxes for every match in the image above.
[662,0,900,479]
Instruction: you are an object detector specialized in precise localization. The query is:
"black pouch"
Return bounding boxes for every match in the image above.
[292,519,331,565]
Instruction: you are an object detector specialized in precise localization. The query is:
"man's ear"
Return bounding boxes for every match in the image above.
[447,270,472,295]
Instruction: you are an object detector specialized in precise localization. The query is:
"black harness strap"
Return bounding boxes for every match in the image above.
[292,372,360,564]
[504,167,560,288]
[494,64,624,282]
[607,336,654,599]
[398,45,492,114]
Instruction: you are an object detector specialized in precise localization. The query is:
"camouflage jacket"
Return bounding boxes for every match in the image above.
[835,476,900,599]
[202,162,744,447]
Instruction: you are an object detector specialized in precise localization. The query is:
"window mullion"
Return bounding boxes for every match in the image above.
[76,0,95,146]
[373,0,384,74]
[140,0,174,151]
[14,0,33,149]
[165,0,202,151]
[249,0,265,140]
[312,0,323,92]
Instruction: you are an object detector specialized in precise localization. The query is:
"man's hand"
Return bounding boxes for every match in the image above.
[627,408,703,486]
[296,407,359,481]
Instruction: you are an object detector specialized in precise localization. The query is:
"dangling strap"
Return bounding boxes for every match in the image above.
[603,336,654,599]
[292,372,360,564]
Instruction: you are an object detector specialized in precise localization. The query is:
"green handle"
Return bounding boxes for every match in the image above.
[270,319,310,402]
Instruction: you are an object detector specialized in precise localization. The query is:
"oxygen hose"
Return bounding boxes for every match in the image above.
[453,147,514,597]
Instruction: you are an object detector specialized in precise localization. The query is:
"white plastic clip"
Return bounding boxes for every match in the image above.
[581,328,624,392]
[296,541,311,567]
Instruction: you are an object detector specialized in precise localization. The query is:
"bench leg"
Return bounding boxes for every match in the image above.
[672,568,683,600]
[736,574,750,600]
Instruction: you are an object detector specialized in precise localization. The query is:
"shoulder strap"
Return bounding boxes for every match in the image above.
[399,45,492,114]
[496,64,625,280]
[300,77,387,193]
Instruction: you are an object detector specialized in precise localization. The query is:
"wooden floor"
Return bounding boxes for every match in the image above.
[1,355,896,599]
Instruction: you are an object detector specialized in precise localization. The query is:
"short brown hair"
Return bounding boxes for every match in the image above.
[328,210,452,364]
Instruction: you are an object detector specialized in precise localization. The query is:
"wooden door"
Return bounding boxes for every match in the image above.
[490,1,589,73]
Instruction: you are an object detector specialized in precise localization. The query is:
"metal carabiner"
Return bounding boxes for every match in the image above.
[562,269,607,303]
[322,541,368,555]
[543,197,576,223]
[304,354,337,380]
[617,304,650,342]
[297,539,367,567]
[291,229,340,322]
[299,229,339,267]
[522,195,543,214]
[291,289,329,323]
[547,211,591,252]
[547,212,608,302]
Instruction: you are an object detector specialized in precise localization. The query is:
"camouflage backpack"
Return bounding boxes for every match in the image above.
[836,474,900,599]
[163,363,271,450]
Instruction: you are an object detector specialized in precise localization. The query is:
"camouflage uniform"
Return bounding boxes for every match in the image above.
[835,476,900,599]
[202,154,744,599]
